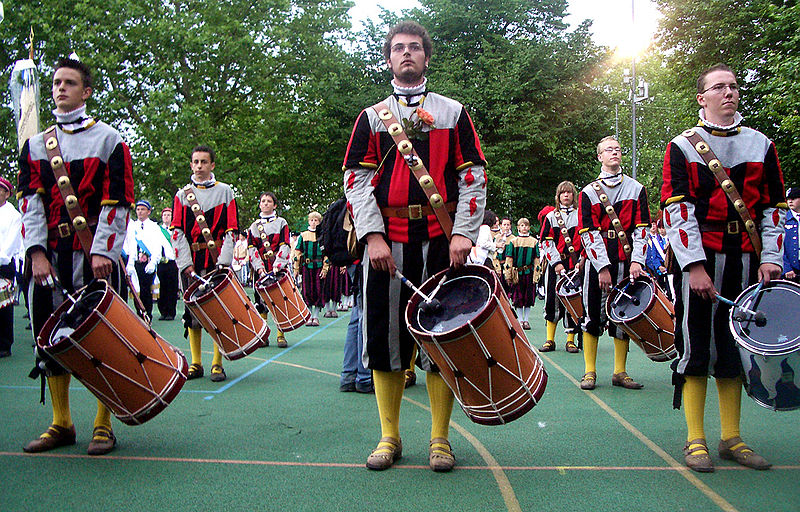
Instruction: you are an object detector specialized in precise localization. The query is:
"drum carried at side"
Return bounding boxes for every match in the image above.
[555,270,583,324]
[406,264,547,426]
[184,268,269,360]
[254,271,311,332]
[606,274,676,362]
[38,280,187,425]
[729,279,800,411]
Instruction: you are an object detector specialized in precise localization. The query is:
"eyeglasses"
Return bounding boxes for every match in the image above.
[601,147,622,154]
[701,83,740,94]
[391,42,424,54]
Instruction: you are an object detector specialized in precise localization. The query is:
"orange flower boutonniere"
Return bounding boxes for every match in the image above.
[416,107,435,126]
[401,107,436,141]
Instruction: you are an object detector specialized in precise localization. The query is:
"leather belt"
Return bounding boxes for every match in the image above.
[48,216,99,240]
[380,201,457,220]
[305,258,323,264]
[699,220,744,235]
[191,240,222,251]
[600,229,631,240]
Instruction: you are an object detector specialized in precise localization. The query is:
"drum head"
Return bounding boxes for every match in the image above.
[256,273,280,288]
[608,279,653,321]
[189,271,229,300]
[556,274,580,295]
[414,275,491,334]
[731,280,800,355]
[48,281,107,346]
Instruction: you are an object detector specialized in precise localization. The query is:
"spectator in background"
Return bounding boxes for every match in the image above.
[783,187,800,282]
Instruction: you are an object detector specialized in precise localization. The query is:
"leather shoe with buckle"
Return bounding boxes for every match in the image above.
[23,424,76,453]
[429,438,455,472]
[719,436,771,470]
[187,363,204,380]
[87,426,117,456]
[612,372,643,389]
[580,371,596,390]
[210,364,226,382]
[539,340,555,352]
[366,437,402,470]
[684,439,714,473]
[565,341,580,353]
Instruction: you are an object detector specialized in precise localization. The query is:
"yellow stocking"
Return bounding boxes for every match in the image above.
[613,337,629,375]
[188,327,203,366]
[683,375,708,448]
[93,401,112,431]
[566,332,576,343]
[583,333,598,373]
[426,372,455,440]
[546,321,557,342]
[716,377,742,441]
[212,343,223,367]
[48,374,73,429]
[373,370,405,440]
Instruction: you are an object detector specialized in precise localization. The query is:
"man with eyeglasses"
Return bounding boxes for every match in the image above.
[576,136,651,392]
[343,20,486,473]
[661,63,786,473]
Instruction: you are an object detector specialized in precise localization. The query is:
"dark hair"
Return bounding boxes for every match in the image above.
[191,145,216,163]
[483,209,497,226]
[382,20,433,60]
[55,58,92,88]
[697,64,736,93]
[259,191,278,206]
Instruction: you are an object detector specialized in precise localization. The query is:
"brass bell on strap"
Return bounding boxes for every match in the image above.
[388,123,403,137]
[708,159,722,171]
[419,175,434,189]
[187,193,196,202]
[57,176,70,188]
[65,195,78,209]
[695,141,710,154]
[430,194,444,208]
[73,216,87,231]
[612,218,622,228]
[398,140,413,155]
[745,219,756,232]
[623,244,632,253]
[191,204,201,212]
[605,205,615,214]
[196,215,206,224]
[378,109,392,121]
[202,227,211,237]
[734,199,746,211]
[721,179,734,192]
[50,156,63,169]
[207,240,216,249]
[46,137,58,150]
[682,129,695,137]
[599,194,608,202]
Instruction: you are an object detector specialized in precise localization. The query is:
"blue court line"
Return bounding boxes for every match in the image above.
[0,316,347,395]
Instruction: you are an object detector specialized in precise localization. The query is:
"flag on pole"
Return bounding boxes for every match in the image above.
[10,59,41,153]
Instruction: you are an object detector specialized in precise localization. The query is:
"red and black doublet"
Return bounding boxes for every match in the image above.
[660,118,785,387]
[18,114,134,376]
[540,206,581,331]
[171,178,238,330]
[246,214,290,313]
[343,89,487,372]
[294,229,325,308]
[578,172,651,338]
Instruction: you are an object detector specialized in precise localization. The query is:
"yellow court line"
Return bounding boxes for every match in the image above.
[539,353,740,512]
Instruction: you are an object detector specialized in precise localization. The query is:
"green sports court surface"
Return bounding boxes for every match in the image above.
[1,296,797,512]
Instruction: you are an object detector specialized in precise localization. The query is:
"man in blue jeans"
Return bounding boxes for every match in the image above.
[340,263,373,393]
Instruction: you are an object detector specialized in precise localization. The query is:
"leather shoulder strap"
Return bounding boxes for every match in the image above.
[43,126,94,259]
[552,209,577,260]
[370,102,453,241]
[682,128,761,255]
[182,185,220,264]
[590,181,632,255]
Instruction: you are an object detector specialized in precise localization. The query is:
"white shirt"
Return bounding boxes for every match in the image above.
[0,201,23,267]
[123,217,173,271]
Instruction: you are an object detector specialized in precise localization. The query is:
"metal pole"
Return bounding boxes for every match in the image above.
[631,0,637,180]
[615,103,619,140]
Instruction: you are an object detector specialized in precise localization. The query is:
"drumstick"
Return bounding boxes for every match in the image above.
[394,271,442,314]
[191,272,213,292]
[616,283,640,306]
[715,294,767,327]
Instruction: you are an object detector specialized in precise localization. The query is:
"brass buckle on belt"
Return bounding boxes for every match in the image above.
[408,204,423,220]
[607,229,616,239]
[727,221,740,235]
[57,223,71,238]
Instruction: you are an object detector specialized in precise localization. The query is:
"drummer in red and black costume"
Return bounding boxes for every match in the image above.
[577,136,651,391]
[660,64,786,473]
[539,181,582,353]
[171,145,238,383]
[246,191,292,348]
[343,20,486,472]
[19,57,134,455]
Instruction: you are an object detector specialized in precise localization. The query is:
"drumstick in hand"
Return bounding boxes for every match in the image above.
[394,271,442,314]
[715,294,767,326]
